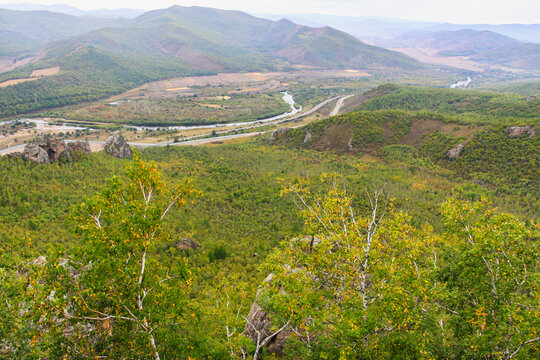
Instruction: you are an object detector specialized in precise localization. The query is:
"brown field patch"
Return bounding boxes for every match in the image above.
[0,77,37,87]
[401,119,482,146]
[229,87,263,94]
[327,69,371,77]
[199,103,223,109]
[389,47,485,72]
[166,87,190,91]
[31,66,60,77]
[206,96,231,100]
[0,66,60,87]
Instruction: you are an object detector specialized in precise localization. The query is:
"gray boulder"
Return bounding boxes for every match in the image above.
[23,143,51,164]
[447,143,465,160]
[23,137,91,164]
[244,273,291,355]
[104,131,132,158]
[269,128,291,143]
[67,140,91,154]
[166,238,201,251]
[23,136,70,164]
[303,131,312,144]
[507,126,536,138]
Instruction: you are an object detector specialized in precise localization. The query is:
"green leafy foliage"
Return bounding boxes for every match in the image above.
[0,141,537,358]
[436,198,539,359]
[27,153,199,359]
[261,180,539,359]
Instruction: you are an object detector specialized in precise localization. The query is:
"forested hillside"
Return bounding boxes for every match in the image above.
[356,84,540,124]
[0,6,538,358]
[0,8,123,55]
[0,142,537,358]
[0,47,207,118]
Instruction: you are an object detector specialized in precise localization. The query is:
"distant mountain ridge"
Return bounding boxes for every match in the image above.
[39,5,422,72]
[260,13,540,44]
[0,2,144,18]
[379,29,540,70]
[424,23,540,44]
[0,7,126,55]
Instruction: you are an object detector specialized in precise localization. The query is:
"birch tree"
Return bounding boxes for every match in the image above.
[32,153,199,359]
[261,174,438,359]
[438,198,539,359]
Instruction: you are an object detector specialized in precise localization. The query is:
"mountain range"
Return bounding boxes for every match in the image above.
[262,13,540,44]
[379,29,540,70]
[0,5,421,71]
[0,8,126,55]
[0,2,144,18]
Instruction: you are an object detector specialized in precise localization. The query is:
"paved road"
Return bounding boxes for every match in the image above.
[330,94,355,116]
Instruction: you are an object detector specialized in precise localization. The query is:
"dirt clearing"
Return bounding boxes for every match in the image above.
[31,67,60,77]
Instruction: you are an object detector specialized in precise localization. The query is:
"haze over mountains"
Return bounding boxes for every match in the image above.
[379,29,540,70]
[261,13,540,44]
[0,8,126,55]
[0,2,144,18]
[0,5,420,70]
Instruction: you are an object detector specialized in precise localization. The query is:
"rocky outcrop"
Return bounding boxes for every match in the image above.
[447,143,465,160]
[269,128,291,143]
[303,131,312,144]
[243,235,323,355]
[23,143,50,164]
[166,238,201,251]
[67,140,91,154]
[507,126,536,138]
[22,136,90,164]
[104,131,132,158]
[347,137,354,152]
[244,273,291,355]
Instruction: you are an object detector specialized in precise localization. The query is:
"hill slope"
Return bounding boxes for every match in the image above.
[271,85,539,194]
[355,84,540,123]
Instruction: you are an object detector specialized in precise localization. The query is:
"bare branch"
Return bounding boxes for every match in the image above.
[508,337,540,359]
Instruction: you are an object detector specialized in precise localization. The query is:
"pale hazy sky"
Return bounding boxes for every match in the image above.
[2,0,540,24]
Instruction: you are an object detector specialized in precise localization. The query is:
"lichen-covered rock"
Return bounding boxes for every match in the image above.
[507,126,536,138]
[23,143,51,164]
[447,143,465,160]
[67,140,91,154]
[269,128,291,143]
[104,131,132,158]
[244,273,292,355]
[23,137,91,164]
[166,238,201,251]
[23,137,70,163]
